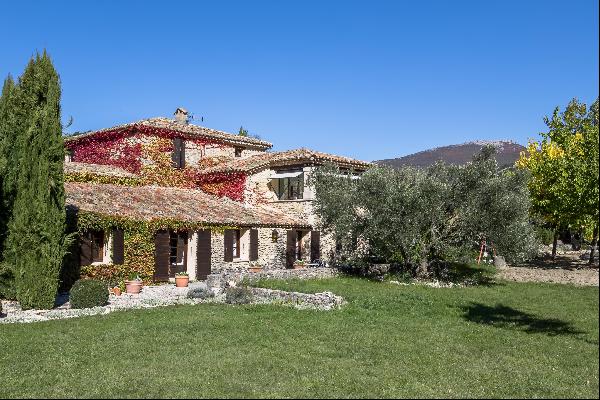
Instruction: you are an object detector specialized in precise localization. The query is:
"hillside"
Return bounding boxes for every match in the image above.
[374,140,526,168]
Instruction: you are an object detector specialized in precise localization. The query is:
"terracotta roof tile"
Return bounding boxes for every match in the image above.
[200,148,371,174]
[65,182,308,228]
[64,117,272,149]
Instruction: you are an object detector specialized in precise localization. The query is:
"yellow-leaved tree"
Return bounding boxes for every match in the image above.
[517,98,599,263]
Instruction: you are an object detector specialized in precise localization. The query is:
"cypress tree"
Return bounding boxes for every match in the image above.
[0,75,17,298]
[3,52,70,309]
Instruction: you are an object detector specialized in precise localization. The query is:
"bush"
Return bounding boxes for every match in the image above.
[225,286,254,305]
[69,279,109,309]
[187,287,214,300]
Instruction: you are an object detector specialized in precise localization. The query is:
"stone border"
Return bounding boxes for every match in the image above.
[1,270,344,324]
[206,267,337,294]
[250,288,345,310]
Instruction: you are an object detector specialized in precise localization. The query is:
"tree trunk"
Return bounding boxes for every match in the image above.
[552,229,559,259]
[589,224,598,265]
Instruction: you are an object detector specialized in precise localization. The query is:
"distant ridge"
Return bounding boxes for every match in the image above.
[374,140,526,168]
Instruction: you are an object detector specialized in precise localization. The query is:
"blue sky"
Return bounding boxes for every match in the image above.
[1,1,598,161]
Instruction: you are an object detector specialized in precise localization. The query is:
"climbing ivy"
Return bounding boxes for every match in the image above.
[72,211,235,284]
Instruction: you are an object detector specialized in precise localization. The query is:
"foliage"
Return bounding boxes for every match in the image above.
[238,126,249,137]
[80,263,131,287]
[225,286,254,305]
[0,76,18,295]
[187,286,214,299]
[517,98,599,260]
[66,134,248,201]
[69,279,109,309]
[1,52,72,309]
[312,147,538,276]
[64,172,141,186]
[64,210,235,284]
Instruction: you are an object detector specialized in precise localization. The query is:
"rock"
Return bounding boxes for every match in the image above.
[493,255,507,269]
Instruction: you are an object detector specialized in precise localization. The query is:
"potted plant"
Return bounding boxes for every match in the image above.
[293,259,306,269]
[175,272,189,288]
[248,261,263,273]
[125,274,143,294]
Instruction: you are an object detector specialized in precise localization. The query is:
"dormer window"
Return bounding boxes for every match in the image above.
[234,147,243,158]
[172,137,185,169]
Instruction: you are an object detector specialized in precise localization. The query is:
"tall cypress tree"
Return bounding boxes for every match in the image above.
[3,52,70,309]
[0,75,18,298]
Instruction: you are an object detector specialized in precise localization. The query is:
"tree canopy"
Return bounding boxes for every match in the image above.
[311,147,537,277]
[517,98,599,262]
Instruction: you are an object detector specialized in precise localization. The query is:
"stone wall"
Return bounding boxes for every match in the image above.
[205,267,337,292]
[250,288,345,310]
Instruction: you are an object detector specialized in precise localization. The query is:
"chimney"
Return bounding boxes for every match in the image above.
[174,107,189,124]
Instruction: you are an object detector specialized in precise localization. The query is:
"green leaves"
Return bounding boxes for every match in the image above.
[0,52,69,309]
[312,147,538,273]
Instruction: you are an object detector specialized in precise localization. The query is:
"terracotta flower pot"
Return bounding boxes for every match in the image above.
[113,287,122,296]
[248,267,263,273]
[293,264,306,270]
[175,275,189,288]
[125,280,143,294]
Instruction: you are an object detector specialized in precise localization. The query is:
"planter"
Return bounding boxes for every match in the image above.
[293,263,306,270]
[175,275,189,288]
[248,266,264,273]
[112,287,122,296]
[125,280,143,294]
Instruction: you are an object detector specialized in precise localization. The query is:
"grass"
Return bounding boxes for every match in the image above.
[0,275,598,398]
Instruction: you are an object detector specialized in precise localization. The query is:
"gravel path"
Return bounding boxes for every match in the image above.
[498,266,599,286]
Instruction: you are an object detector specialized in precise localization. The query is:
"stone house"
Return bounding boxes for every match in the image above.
[63,108,370,282]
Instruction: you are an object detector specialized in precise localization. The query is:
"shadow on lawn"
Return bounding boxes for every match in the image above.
[445,263,498,287]
[462,303,586,337]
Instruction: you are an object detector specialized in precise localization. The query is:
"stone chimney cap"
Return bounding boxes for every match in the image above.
[174,107,188,115]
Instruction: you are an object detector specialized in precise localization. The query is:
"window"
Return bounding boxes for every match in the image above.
[90,231,104,263]
[169,231,187,267]
[234,147,243,157]
[277,173,304,200]
[232,230,241,258]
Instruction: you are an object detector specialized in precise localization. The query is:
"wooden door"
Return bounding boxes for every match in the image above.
[286,230,297,269]
[154,230,170,282]
[196,230,211,280]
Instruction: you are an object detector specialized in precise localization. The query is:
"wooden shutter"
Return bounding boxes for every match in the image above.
[224,229,234,262]
[172,137,185,168]
[179,139,185,168]
[196,230,211,280]
[286,230,297,269]
[249,229,259,261]
[154,230,170,282]
[310,231,321,262]
[80,232,92,266]
[112,228,125,265]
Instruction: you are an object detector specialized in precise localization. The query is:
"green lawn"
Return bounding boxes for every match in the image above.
[1,276,598,398]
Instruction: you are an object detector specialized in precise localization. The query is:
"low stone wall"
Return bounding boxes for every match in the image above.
[206,267,337,293]
[250,288,345,310]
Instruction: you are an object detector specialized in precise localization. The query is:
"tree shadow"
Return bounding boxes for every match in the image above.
[445,263,499,287]
[461,302,585,337]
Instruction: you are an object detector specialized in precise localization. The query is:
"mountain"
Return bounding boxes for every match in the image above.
[374,140,526,169]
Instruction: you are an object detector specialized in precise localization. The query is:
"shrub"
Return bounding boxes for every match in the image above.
[225,286,254,305]
[69,279,109,309]
[187,287,214,300]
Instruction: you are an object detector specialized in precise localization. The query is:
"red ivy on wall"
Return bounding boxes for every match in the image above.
[188,171,246,202]
[66,125,247,202]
